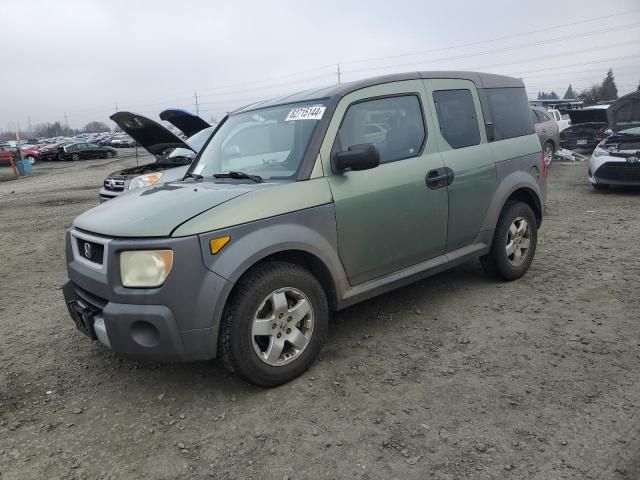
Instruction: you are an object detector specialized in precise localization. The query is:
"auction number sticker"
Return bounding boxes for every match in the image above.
[285,105,326,121]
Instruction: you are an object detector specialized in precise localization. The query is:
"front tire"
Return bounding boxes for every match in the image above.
[106,151,114,158]
[26,155,36,165]
[480,201,538,281]
[71,153,80,161]
[220,262,329,387]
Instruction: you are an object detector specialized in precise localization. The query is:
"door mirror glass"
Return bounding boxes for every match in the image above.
[332,143,380,172]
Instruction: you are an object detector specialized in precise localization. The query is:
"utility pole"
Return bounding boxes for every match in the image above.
[28,116,33,137]
[337,63,341,85]
[114,103,118,113]
[194,90,200,115]
[64,112,69,135]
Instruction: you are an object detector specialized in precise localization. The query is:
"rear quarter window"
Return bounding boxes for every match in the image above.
[433,89,481,149]
[479,87,534,141]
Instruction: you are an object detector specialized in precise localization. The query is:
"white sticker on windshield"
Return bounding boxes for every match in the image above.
[285,105,326,122]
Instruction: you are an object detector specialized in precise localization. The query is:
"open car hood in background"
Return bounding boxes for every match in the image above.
[566,109,608,125]
[110,111,194,156]
[159,109,210,137]
[607,91,640,133]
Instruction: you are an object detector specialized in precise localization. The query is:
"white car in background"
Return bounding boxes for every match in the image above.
[588,91,640,190]
[548,109,571,132]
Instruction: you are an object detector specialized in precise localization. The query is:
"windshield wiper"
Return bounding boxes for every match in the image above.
[213,171,263,183]
[183,171,203,181]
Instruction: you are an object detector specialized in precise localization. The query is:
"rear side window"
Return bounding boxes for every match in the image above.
[480,87,534,141]
[433,89,480,149]
[535,110,551,123]
[336,95,426,164]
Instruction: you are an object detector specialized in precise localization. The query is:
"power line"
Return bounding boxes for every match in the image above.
[337,7,640,67]
[342,27,640,75]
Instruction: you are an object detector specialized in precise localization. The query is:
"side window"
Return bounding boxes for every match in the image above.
[480,87,535,141]
[531,110,539,124]
[433,89,481,149]
[538,110,552,122]
[336,95,426,164]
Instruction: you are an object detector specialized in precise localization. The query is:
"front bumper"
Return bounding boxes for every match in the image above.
[589,154,640,186]
[98,187,124,202]
[63,229,233,362]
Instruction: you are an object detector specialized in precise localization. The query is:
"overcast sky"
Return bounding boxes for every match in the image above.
[1,0,639,132]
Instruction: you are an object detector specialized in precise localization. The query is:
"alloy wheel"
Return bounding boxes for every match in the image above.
[544,144,553,166]
[505,216,531,267]
[251,287,314,366]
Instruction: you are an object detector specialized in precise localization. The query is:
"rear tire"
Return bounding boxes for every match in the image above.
[480,201,538,281]
[220,262,328,387]
[592,183,609,190]
[26,155,36,165]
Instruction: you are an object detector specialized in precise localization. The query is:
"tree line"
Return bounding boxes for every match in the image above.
[538,69,639,105]
[0,120,111,142]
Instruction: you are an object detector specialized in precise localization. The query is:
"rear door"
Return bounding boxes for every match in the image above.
[320,80,448,286]
[423,79,497,252]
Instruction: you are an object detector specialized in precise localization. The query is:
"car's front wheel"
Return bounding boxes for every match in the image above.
[220,262,328,387]
[71,153,80,161]
[25,155,36,165]
[105,151,114,159]
[481,201,538,281]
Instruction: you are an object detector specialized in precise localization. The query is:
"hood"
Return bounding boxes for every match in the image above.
[566,109,608,125]
[74,182,255,237]
[607,91,640,133]
[110,111,194,156]
[160,109,210,137]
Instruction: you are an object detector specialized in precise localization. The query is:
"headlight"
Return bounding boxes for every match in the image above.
[128,171,165,190]
[120,250,173,288]
[593,147,609,158]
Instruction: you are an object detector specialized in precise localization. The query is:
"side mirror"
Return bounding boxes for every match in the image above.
[332,143,380,172]
[485,122,495,142]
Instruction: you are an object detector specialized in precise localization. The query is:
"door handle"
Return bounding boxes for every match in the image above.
[426,167,454,190]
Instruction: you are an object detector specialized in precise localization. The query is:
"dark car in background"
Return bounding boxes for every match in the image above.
[560,107,609,151]
[58,142,117,161]
[39,140,75,161]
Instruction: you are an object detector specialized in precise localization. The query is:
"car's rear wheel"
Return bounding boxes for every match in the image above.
[220,261,328,387]
[480,201,538,281]
[25,155,36,165]
[592,183,609,191]
[543,141,554,167]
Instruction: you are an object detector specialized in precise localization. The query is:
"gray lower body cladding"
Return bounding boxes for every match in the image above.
[63,230,232,361]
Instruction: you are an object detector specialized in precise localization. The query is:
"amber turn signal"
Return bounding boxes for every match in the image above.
[209,236,231,255]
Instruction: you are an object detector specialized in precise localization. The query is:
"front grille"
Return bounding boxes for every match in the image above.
[103,178,125,192]
[76,238,104,264]
[596,162,640,182]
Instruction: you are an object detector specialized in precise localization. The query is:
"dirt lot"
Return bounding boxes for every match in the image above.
[0,155,639,480]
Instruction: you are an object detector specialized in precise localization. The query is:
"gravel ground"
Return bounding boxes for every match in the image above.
[0,156,639,480]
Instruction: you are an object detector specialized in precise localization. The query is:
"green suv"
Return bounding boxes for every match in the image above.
[63,72,546,386]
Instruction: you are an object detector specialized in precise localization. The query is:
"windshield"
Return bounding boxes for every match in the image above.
[191,102,325,180]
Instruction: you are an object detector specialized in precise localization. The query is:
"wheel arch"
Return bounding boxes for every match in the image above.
[481,172,543,232]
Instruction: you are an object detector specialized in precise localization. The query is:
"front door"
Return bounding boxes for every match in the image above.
[320,80,448,286]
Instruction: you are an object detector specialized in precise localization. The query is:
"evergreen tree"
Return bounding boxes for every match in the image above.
[549,91,559,99]
[600,69,618,100]
[563,84,575,99]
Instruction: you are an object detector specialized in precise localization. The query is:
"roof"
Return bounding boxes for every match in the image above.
[233,71,524,114]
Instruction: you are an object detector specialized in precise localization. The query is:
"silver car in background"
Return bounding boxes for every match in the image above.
[531,107,560,166]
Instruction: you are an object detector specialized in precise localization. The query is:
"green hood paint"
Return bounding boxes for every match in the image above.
[73,183,255,237]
